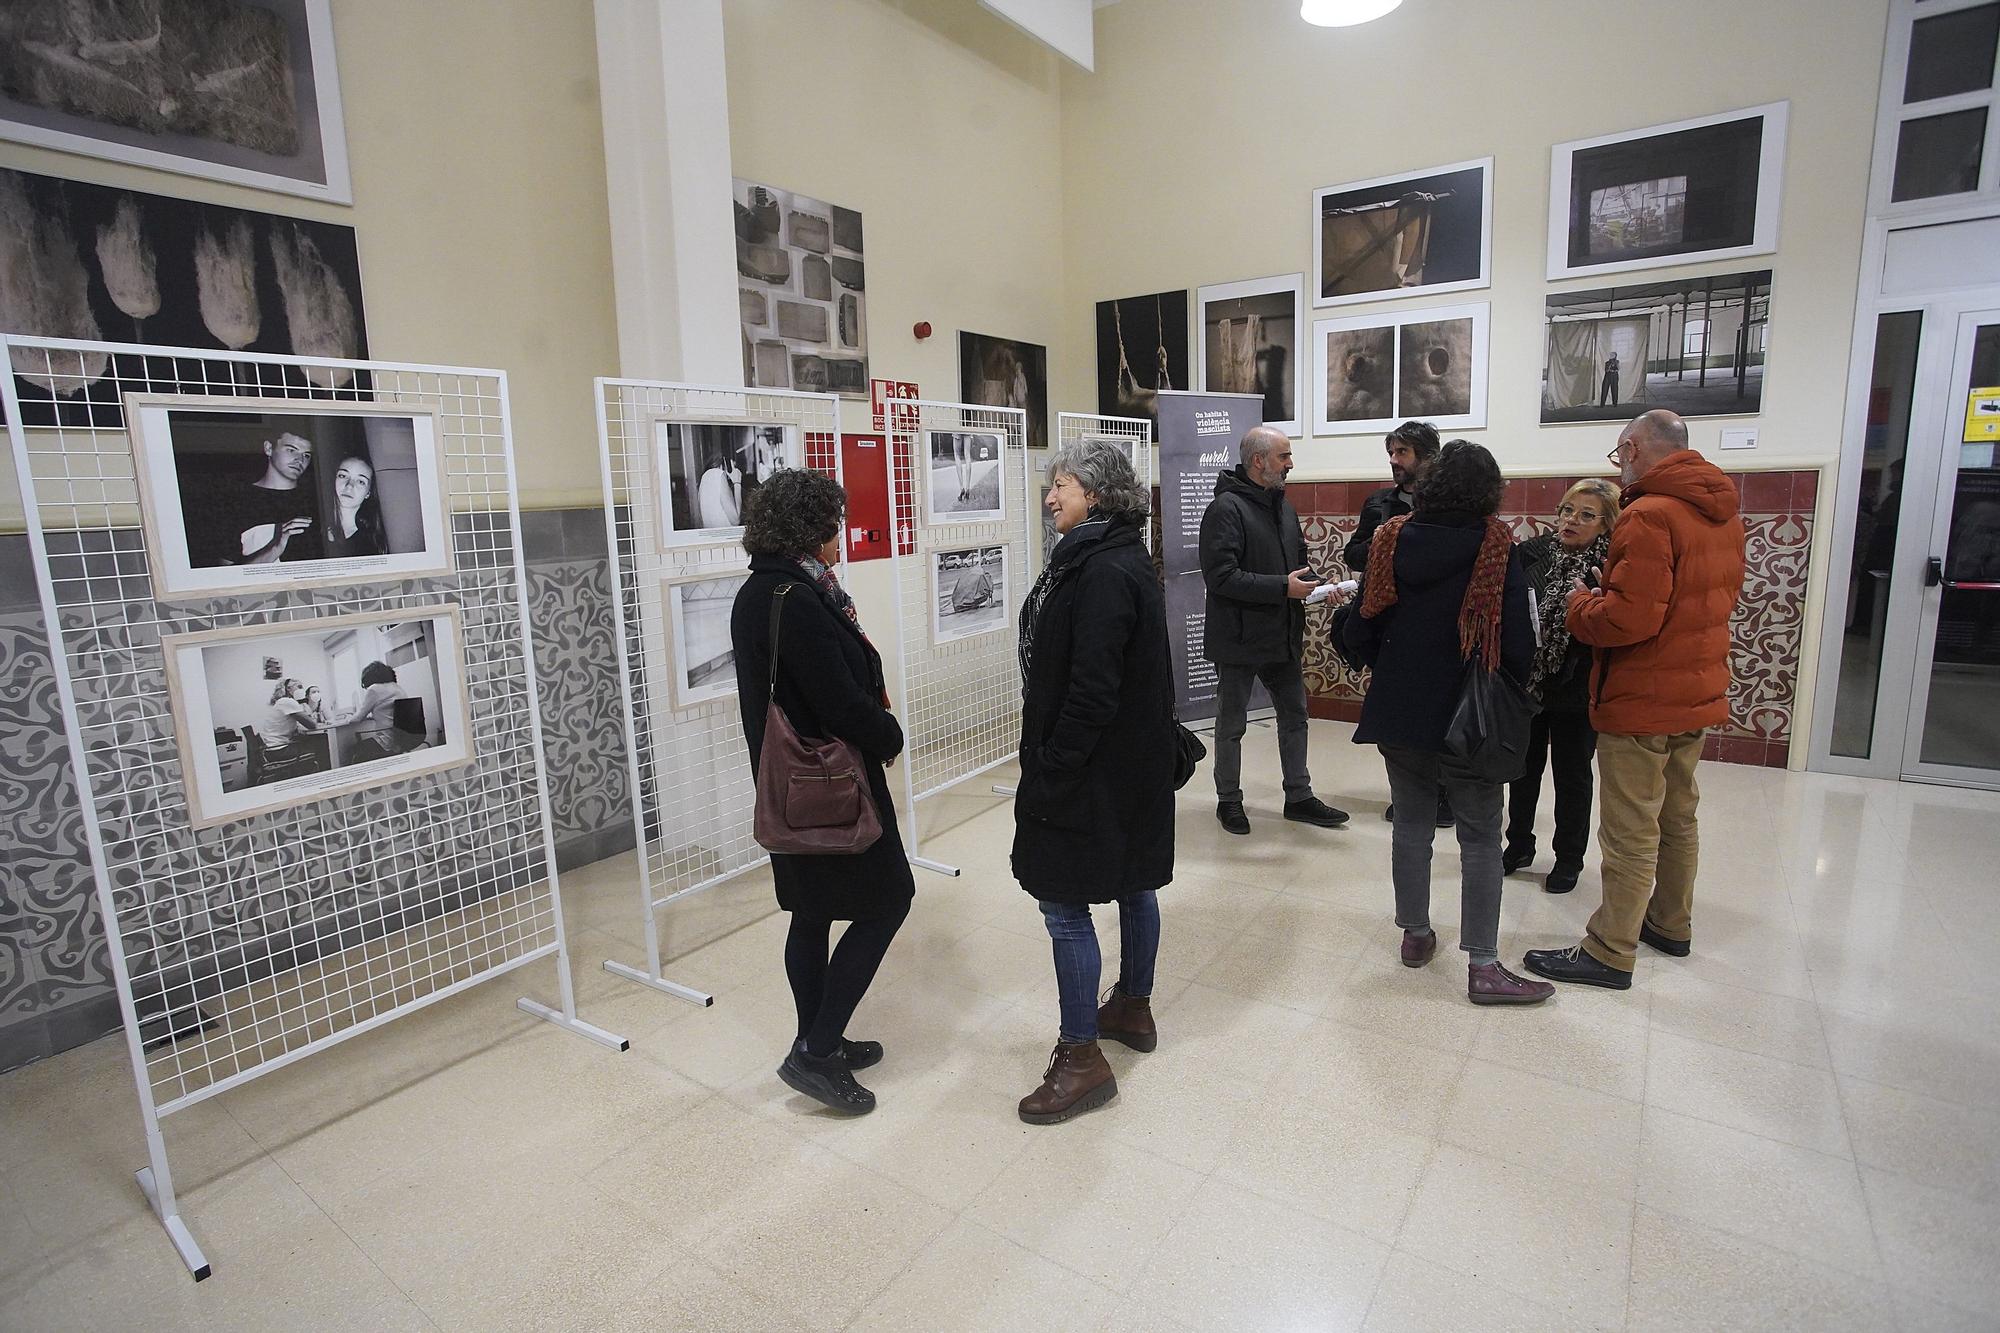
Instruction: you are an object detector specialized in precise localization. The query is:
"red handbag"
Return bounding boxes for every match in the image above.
[752,584,884,855]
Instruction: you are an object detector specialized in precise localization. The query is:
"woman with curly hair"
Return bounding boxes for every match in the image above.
[1339,441,1552,1006]
[730,468,912,1117]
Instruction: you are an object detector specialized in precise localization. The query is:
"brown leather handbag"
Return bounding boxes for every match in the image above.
[752,584,884,855]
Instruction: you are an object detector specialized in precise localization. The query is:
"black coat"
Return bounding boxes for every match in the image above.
[1340,513,1535,754]
[732,555,915,920]
[1012,519,1175,904]
[1515,532,1593,713]
[1343,484,1413,573]
[1199,467,1308,665]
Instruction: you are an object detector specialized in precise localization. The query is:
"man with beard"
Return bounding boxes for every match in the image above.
[184,428,323,568]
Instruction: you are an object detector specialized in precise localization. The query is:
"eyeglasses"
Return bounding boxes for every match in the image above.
[1606,441,1628,463]
[1555,504,1602,521]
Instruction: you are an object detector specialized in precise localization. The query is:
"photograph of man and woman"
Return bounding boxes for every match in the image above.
[128,396,450,600]
[164,605,470,827]
[655,419,796,544]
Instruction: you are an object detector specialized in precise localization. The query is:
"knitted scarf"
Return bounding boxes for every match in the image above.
[1358,512,1513,671]
[1528,532,1610,699]
[796,552,861,633]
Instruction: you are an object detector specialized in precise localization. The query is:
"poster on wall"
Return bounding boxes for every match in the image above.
[734,179,868,397]
[959,330,1048,453]
[162,604,472,828]
[1095,289,1189,432]
[665,571,748,709]
[1196,273,1304,437]
[654,418,797,547]
[127,394,451,600]
[0,167,369,424]
[925,428,1006,526]
[932,544,1009,645]
[1548,102,1788,280]
[1542,270,1771,424]
[1312,159,1492,308]
[1312,302,1489,436]
[0,0,352,204]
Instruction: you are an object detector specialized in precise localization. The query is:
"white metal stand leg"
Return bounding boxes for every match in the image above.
[515,950,630,1051]
[909,854,961,877]
[135,1160,210,1282]
[992,783,1016,796]
[601,960,715,1006]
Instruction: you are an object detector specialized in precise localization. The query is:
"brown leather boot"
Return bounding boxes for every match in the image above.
[1096,987,1157,1052]
[1017,1041,1117,1125]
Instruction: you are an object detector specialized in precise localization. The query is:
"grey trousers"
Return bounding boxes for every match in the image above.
[1212,658,1313,804]
[1379,745,1505,957]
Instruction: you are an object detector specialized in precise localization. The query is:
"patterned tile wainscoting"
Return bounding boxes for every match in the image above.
[0,507,633,1072]
[1290,470,1819,769]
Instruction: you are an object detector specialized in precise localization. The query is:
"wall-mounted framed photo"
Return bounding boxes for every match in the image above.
[653,418,797,548]
[924,428,1007,527]
[1542,269,1772,423]
[1197,273,1305,437]
[127,395,450,601]
[664,570,748,709]
[1313,158,1492,309]
[1311,301,1490,437]
[1094,289,1190,432]
[932,544,1009,645]
[1547,102,1788,280]
[0,0,353,204]
[162,604,472,828]
[959,330,1049,453]
[734,178,868,396]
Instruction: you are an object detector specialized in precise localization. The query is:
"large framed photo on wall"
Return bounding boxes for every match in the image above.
[0,0,353,204]
[1313,158,1492,308]
[1542,269,1771,423]
[162,604,472,828]
[959,330,1049,453]
[1548,102,1788,280]
[664,571,748,710]
[735,179,868,396]
[1095,289,1190,431]
[127,395,450,600]
[1197,273,1305,437]
[1311,302,1490,436]
[653,418,798,547]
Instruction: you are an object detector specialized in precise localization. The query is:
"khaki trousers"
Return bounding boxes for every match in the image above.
[1583,730,1704,972]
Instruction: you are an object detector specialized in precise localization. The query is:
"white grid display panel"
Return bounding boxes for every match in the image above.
[2,339,585,1118]
[890,401,1029,814]
[1055,411,1155,557]
[594,380,839,970]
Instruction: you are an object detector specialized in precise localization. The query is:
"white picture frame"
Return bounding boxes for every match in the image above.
[1311,301,1490,437]
[664,570,748,709]
[1312,158,1494,309]
[924,428,1008,527]
[1547,102,1789,281]
[126,394,452,601]
[932,543,1009,645]
[1196,273,1306,437]
[0,0,353,205]
[652,417,799,548]
[161,604,472,828]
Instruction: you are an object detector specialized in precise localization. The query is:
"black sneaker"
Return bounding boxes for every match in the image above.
[839,1038,884,1069]
[1544,862,1580,894]
[1639,920,1691,957]
[1522,944,1632,990]
[1216,801,1250,835]
[1502,842,1536,875]
[778,1043,876,1115]
[1283,797,1350,828]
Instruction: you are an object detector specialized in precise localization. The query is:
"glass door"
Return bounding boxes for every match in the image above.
[1903,309,2000,784]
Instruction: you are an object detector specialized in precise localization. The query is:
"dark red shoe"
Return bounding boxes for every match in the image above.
[1401,929,1438,968]
[1468,960,1555,1006]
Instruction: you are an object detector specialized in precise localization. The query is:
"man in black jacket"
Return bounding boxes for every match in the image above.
[1199,426,1349,835]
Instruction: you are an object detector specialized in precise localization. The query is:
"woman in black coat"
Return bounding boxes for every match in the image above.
[731,469,914,1117]
[1339,441,1551,1007]
[1012,437,1174,1125]
[1503,479,1619,893]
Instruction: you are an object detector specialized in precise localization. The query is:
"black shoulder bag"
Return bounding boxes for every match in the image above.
[1441,661,1538,785]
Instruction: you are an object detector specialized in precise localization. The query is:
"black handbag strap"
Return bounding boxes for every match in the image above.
[767,583,793,693]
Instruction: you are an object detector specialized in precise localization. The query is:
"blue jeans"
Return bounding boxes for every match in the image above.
[1038,892,1160,1043]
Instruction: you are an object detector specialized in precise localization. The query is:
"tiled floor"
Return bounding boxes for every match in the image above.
[3,721,1999,1330]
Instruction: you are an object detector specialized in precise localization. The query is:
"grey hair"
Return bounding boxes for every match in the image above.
[1048,437,1148,520]
[1239,425,1286,466]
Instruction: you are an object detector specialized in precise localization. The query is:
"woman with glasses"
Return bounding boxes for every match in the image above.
[1503,479,1621,892]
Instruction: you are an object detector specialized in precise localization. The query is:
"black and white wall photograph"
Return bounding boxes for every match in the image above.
[1094,288,1189,430]
[127,395,449,599]
[925,428,1006,526]
[162,604,471,828]
[1197,273,1304,436]
[1313,158,1492,307]
[1542,269,1772,423]
[1312,302,1489,435]
[734,178,868,396]
[665,572,747,709]
[932,543,1008,645]
[959,330,1048,453]
[655,419,796,546]
[1548,102,1788,279]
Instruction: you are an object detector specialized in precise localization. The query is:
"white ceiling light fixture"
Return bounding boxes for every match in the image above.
[1300,0,1404,26]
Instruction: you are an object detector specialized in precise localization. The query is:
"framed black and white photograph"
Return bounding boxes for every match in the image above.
[1095,289,1190,431]
[735,178,868,397]
[1313,158,1492,308]
[1197,273,1304,436]
[1312,302,1489,436]
[925,428,1007,526]
[127,395,449,600]
[654,418,797,547]
[932,544,1008,645]
[0,0,352,204]
[162,604,472,828]
[1548,103,1788,280]
[1542,270,1771,423]
[959,330,1049,453]
[665,571,747,709]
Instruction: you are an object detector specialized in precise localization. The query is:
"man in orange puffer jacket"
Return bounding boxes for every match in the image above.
[1525,410,1747,990]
